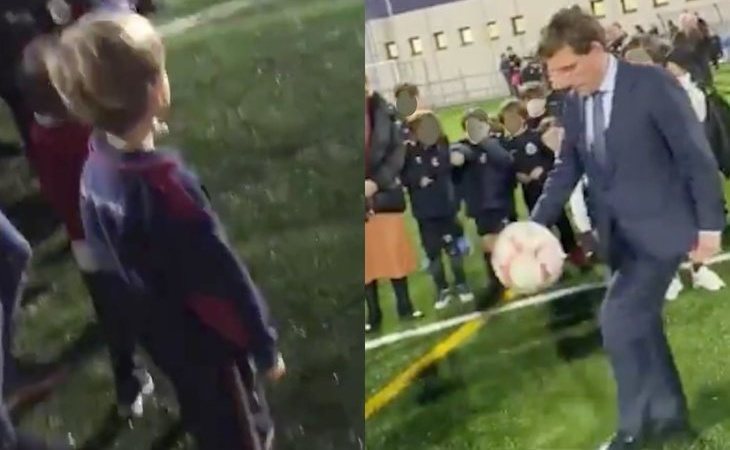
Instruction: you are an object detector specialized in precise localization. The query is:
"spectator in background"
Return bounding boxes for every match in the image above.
[648,25,659,36]
[634,24,645,35]
[697,17,723,69]
[673,12,713,88]
[667,20,679,39]
[500,52,517,96]
[506,46,523,93]
[606,22,627,56]
[365,78,422,333]
[521,57,544,84]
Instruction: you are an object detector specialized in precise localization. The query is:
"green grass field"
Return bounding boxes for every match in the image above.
[365,65,730,449]
[0,1,363,449]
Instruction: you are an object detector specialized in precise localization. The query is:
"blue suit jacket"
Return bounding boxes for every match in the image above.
[532,61,725,260]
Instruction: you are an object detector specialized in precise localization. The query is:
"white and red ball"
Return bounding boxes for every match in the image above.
[491,221,566,294]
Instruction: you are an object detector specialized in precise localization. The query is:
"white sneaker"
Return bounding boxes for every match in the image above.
[455,284,475,303]
[434,290,451,310]
[665,275,684,301]
[118,371,155,419]
[139,371,155,396]
[692,265,726,291]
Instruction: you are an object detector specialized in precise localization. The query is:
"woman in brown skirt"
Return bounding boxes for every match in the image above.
[365,81,422,333]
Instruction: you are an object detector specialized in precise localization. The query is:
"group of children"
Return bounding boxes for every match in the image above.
[390,27,730,314]
[0,5,283,450]
[391,80,592,313]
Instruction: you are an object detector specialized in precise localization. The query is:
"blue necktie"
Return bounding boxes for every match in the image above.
[591,91,607,168]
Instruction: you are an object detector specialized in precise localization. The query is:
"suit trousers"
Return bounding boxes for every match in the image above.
[600,232,687,435]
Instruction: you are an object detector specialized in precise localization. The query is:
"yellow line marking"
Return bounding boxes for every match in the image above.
[365,317,485,420]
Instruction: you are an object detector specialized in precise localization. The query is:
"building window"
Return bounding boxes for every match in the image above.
[385,41,399,59]
[653,0,669,6]
[459,27,474,46]
[591,0,606,17]
[408,37,423,55]
[487,21,500,40]
[511,15,526,36]
[621,0,638,13]
[434,32,448,50]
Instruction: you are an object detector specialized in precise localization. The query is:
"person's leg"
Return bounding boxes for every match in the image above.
[365,282,382,331]
[81,270,151,415]
[391,277,421,319]
[599,252,684,441]
[0,212,31,383]
[419,220,449,306]
[473,211,508,310]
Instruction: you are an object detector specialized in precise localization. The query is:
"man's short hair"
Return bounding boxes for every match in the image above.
[538,7,606,59]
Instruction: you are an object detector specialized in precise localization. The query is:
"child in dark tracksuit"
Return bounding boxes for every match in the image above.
[48,13,282,450]
[402,111,473,309]
[499,99,588,269]
[451,108,516,309]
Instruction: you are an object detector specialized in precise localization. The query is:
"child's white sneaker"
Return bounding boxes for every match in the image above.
[665,275,684,301]
[692,265,726,291]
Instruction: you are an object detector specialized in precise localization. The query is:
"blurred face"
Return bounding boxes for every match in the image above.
[415,114,442,147]
[465,117,490,144]
[545,43,607,95]
[502,110,524,136]
[396,91,418,118]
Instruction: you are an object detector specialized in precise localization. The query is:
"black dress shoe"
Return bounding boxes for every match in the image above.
[597,432,645,450]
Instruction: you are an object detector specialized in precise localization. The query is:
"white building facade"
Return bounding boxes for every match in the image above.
[365,0,730,107]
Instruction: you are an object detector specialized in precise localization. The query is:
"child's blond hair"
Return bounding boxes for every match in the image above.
[45,12,165,136]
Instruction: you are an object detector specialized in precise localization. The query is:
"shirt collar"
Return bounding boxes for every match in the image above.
[596,54,618,95]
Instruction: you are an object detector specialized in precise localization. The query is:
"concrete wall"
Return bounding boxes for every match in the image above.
[365,0,730,107]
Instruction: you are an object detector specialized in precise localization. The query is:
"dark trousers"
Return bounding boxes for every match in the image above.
[0,213,66,449]
[0,212,30,385]
[81,272,143,405]
[141,305,273,450]
[600,235,686,436]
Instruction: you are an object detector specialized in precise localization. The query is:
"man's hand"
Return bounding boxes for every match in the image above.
[530,167,545,180]
[266,354,286,382]
[689,230,722,263]
[450,151,466,167]
[365,179,378,198]
[419,177,434,188]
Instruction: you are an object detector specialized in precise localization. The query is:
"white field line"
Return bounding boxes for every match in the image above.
[158,0,258,37]
[365,251,730,351]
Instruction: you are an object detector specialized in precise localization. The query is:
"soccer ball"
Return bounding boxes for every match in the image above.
[491,221,566,294]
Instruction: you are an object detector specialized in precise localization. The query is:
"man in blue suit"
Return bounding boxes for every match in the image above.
[531,8,725,450]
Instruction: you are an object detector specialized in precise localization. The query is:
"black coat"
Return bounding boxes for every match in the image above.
[366,92,406,214]
[402,141,457,220]
[451,138,515,216]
